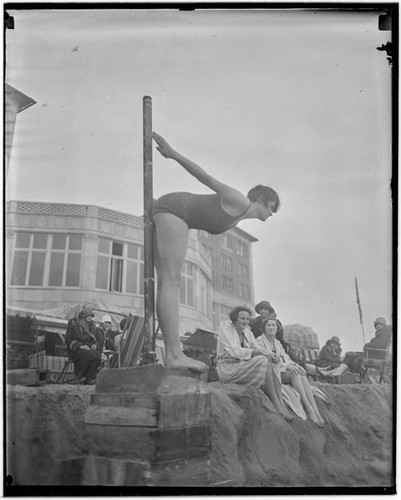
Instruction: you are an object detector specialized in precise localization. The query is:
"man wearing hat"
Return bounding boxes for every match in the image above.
[363,317,392,355]
[251,301,288,352]
[65,306,102,384]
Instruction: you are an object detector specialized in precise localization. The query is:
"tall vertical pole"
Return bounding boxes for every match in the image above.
[143,96,156,358]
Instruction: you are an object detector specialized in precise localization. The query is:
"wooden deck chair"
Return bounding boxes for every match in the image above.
[110,314,146,368]
[55,332,77,384]
[360,341,392,384]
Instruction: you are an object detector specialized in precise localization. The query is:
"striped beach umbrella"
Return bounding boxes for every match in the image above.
[283,324,320,350]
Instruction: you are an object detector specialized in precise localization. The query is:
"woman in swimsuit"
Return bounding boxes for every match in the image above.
[152,132,280,372]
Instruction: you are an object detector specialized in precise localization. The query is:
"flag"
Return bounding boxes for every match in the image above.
[355,277,363,324]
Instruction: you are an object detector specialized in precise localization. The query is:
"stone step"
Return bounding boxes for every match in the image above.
[90,392,158,410]
[6,368,49,386]
[85,405,158,427]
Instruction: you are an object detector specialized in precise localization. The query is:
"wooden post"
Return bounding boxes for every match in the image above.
[142,96,156,361]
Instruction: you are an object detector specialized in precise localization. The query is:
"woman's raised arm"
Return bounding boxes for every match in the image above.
[153,132,250,211]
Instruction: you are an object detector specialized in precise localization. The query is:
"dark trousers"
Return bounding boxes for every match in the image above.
[70,349,101,383]
[343,352,364,373]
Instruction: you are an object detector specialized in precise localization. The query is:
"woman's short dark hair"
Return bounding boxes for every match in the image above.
[229,306,253,323]
[247,185,280,213]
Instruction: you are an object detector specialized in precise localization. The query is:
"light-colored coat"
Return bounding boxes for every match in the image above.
[257,335,294,383]
[216,323,268,388]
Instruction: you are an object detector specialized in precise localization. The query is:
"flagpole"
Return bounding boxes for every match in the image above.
[355,277,366,344]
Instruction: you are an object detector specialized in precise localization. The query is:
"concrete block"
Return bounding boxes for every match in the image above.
[85,405,157,427]
[6,368,49,386]
[158,391,211,428]
[96,365,207,393]
[155,425,211,462]
[85,424,157,461]
[91,392,158,410]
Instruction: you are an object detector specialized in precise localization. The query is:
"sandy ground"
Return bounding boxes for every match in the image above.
[6,380,393,488]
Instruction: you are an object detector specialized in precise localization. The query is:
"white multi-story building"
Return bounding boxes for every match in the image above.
[6,200,257,338]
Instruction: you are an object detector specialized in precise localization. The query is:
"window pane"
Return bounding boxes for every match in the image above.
[98,238,110,254]
[96,255,109,289]
[52,234,66,250]
[69,234,83,250]
[15,233,31,248]
[110,258,123,292]
[127,243,140,259]
[140,245,144,261]
[33,233,47,249]
[65,253,81,287]
[28,252,46,286]
[48,253,65,286]
[10,251,28,285]
[112,242,123,257]
[126,260,138,293]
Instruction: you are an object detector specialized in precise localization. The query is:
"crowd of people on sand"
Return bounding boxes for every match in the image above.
[213,300,392,426]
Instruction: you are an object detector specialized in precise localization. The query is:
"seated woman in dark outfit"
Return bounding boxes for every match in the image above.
[65,306,101,385]
[152,132,280,373]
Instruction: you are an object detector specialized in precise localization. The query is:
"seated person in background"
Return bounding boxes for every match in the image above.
[257,316,324,426]
[217,306,293,420]
[316,336,342,369]
[98,314,117,351]
[65,306,102,385]
[319,317,392,378]
[364,317,392,355]
[97,314,119,366]
[251,301,289,352]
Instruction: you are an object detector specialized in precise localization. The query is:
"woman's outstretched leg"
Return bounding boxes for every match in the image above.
[264,363,293,420]
[154,213,208,372]
[319,363,349,377]
[286,373,323,427]
[300,375,324,425]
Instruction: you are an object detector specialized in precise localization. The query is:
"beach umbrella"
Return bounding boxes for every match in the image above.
[283,324,320,350]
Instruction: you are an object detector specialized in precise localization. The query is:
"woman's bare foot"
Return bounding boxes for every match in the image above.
[276,404,294,421]
[164,354,208,373]
[305,404,323,427]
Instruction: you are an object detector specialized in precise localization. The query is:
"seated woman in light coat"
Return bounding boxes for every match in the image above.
[216,306,293,420]
[257,316,324,426]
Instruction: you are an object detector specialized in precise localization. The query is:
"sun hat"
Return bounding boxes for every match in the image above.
[255,301,274,314]
[79,306,94,319]
[101,314,112,324]
[330,336,341,345]
[374,317,386,326]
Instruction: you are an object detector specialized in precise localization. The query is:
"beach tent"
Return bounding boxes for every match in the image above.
[7,302,127,330]
[283,324,320,350]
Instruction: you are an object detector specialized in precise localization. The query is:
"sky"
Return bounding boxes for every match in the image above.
[5,7,393,353]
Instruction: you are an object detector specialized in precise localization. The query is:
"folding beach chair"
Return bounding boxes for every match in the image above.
[110,314,146,368]
[360,342,392,384]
